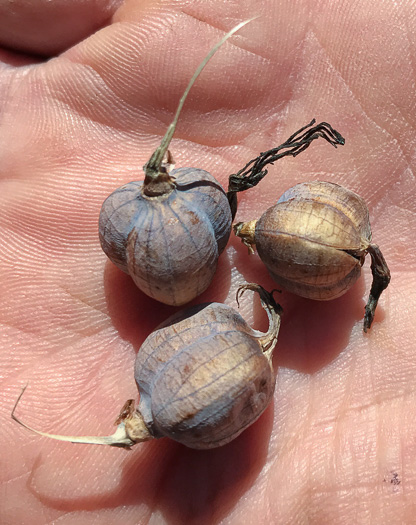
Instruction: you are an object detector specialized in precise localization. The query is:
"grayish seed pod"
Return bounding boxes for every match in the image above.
[12,284,282,450]
[98,21,253,306]
[133,283,281,449]
[234,181,391,332]
[99,167,231,306]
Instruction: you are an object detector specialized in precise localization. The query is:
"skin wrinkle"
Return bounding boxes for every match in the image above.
[5,49,277,169]
[183,10,273,63]
[0,313,111,350]
[321,49,394,145]
[312,18,416,167]
[35,56,152,136]
[401,8,416,84]
[360,6,416,133]
[2,470,32,486]
[371,182,416,232]
[69,24,255,136]
[304,27,397,138]
[305,373,315,519]
[310,390,416,430]
[61,20,273,147]
[332,346,357,476]
[56,283,109,319]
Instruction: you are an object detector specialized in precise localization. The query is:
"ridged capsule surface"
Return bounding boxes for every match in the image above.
[256,181,369,300]
[234,181,390,331]
[134,285,281,449]
[99,168,231,306]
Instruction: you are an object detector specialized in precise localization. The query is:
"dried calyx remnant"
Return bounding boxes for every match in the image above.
[12,284,282,449]
[99,15,345,307]
[234,181,391,332]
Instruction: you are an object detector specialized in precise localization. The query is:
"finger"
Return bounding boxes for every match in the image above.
[0,0,122,57]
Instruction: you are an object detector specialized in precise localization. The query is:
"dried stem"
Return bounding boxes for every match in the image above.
[227,120,345,218]
[364,243,391,332]
[143,17,256,193]
[236,283,282,358]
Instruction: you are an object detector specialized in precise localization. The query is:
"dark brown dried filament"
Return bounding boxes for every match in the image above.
[364,243,391,332]
[227,120,345,219]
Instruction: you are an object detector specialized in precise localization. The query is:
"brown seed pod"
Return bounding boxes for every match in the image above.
[12,284,282,449]
[234,181,391,332]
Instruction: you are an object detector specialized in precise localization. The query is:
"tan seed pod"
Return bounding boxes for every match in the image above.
[234,181,391,332]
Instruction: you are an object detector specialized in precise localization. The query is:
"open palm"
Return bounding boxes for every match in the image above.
[1,1,415,524]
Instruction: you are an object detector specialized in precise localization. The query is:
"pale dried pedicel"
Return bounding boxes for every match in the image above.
[12,284,282,449]
[234,181,391,332]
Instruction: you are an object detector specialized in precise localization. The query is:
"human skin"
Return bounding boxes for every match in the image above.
[1,0,416,524]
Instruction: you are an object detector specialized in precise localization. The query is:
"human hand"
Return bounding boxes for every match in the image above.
[1,1,415,524]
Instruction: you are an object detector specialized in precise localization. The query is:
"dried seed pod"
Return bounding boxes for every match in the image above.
[100,166,232,306]
[234,181,391,332]
[99,14,345,306]
[12,284,282,449]
[98,22,250,305]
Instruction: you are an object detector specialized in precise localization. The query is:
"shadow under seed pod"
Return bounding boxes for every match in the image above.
[232,238,366,373]
[28,397,274,525]
[144,404,274,524]
[102,246,232,350]
[275,281,367,374]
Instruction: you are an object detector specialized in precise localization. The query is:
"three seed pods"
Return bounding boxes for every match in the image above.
[13,18,391,449]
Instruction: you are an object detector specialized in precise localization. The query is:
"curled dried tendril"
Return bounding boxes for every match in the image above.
[227,120,345,218]
[236,283,282,356]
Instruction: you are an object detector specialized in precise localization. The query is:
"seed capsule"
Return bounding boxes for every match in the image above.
[98,22,246,306]
[234,181,391,331]
[99,166,231,306]
[12,284,282,449]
